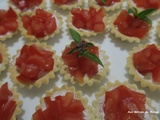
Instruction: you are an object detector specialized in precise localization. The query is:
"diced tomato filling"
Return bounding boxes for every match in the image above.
[114,10,150,39]
[61,42,99,82]
[133,44,160,83]
[32,92,85,120]
[103,85,146,120]
[96,0,120,6]
[54,0,78,5]
[15,44,54,84]
[21,9,57,38]
[71,7,106,32]
[10,0,43,11]
[0,54,2,63]
[133,0,160,9]
[0,82,17,120]
[0,7,18,35]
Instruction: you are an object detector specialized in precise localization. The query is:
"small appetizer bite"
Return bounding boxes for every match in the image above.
[127,0,160,15]
[66,7,107,37]
[0,44,9,75]
[0,82,22,120]
[127,44,160,91]
[32,85,94,120]
[110,7,155,43]
[20,8,62,41]
[9,42,59,89]
[51,0,84,10]
[89,0,124,11]
[60,28,110,86]
[9,0,46,15]
[0,7,19,41]
[92,80,158,120]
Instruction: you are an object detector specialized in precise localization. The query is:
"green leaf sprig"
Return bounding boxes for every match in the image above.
[68,28,104,67]
[128,7,156,25]
[102,0,106,4]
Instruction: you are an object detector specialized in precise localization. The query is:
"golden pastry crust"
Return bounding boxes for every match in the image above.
[19,9,62,41]
[156,21,160,39]
[126,0,160,16]
[88,0,124,12]
[51,0,84,10]
[59,40,110,86]
[0,81,22,120]
[127,44,160,91]
[0,44,9,75]
[9,42,59,89]
[109,10,152,43]
[33,85,94,120]
[66,7,108,37]
[0,8,19,41]
[8,0,46,15]
[92,80,158,120]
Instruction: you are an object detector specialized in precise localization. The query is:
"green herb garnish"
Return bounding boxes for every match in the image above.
[128,7,156,25]
[68,28,104,67]
[102,0,106,4]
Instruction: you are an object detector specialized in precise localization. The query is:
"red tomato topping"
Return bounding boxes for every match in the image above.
[10,0,43,11]
[133,44,160,83]
[103,85,146,120]
[21,9,57,38]
[0,7,18,35]
[16,44,54,84]
[54,0,78,5]
[61,42,99,82]
[96,0,120,6]
[0,54,2,63]
[71,7,106,32]
[0,82,17,120]
[114,10,150,38]
[32,92,85,120]
[133,0,160,9]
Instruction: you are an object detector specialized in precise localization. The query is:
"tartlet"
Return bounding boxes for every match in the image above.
[32,85,94,120]
[109,8,154,43]
[51,0,84,10]
[0,44,9,75]
[127,0,160,15]
[20,8,62,41]
[88,0,124,12]
[127,44,160,91]
[92,80,158,120]
[8,0,46,15]
[66,7,108,37]
[0,81,22,120]
[9,42,59,89]
[0,7,19,41]
[60,29,110,86]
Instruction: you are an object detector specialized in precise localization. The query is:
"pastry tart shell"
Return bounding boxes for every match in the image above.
[0,44,9,75]
[109,10,152,43]
[66,7,108,37]
[0,81,22,120]
[59,40,110,86]
[19,9,62,41]
[127,44,160,91]
[33,85,94,120]
[92,80,158,120]
[88,0,124,12]
[9,42,59,89]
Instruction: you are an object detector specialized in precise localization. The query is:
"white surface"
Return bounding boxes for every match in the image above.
[1,0,160,120]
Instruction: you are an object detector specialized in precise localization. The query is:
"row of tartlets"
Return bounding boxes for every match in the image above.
[0,28,160,119]
[1,1,160,42]
[8,0,160,12]
[0,81,159,120]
